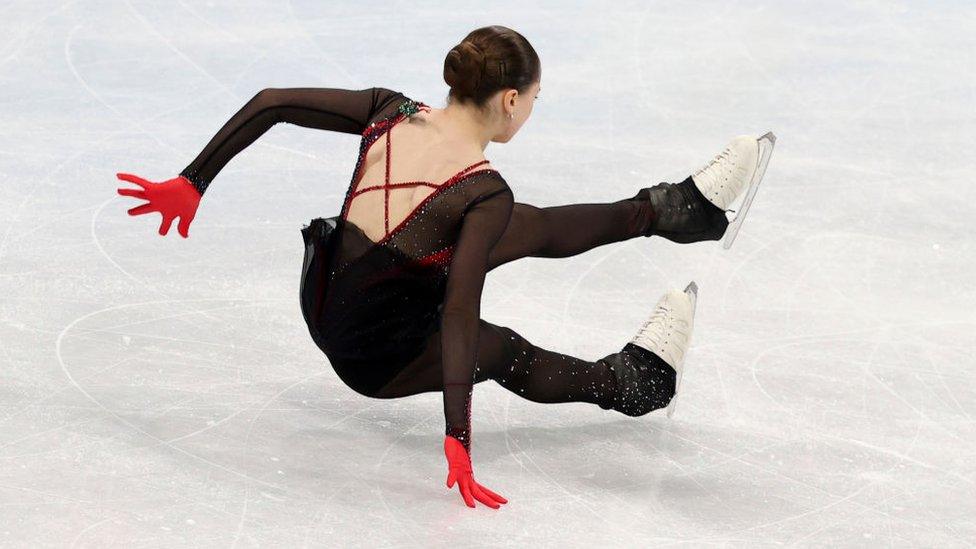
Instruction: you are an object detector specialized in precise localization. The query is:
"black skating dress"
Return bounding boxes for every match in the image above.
[179,87,514,453]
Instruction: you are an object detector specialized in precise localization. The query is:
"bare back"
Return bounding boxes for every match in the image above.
[344,105,494,244]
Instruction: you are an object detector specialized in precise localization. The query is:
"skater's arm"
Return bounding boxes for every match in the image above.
[179,87,407,195]
[440,178,514,455]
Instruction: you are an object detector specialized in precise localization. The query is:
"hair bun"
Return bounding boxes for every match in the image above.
[442,26,540,109]
[444,41,486,95]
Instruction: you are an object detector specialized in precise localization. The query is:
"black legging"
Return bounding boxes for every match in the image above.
[373,191,676,417]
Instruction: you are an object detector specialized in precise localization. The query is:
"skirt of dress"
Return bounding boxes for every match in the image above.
[299,216,445,397]
[299,216,339,350]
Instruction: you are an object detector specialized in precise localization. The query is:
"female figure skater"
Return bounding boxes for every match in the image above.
[116,25,774,510]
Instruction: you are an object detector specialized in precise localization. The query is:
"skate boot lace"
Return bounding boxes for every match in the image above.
[696,146,733,177]
[692,141,751,211]
[633,301,690,366]
[635,305,669,345]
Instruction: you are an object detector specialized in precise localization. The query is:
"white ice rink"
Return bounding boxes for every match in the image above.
[2,1,974,546]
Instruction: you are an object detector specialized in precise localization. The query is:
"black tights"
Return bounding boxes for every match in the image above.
[373,191,677,417]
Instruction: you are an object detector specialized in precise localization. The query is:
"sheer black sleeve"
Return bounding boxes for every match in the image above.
[179,87,407,195]
[440,177,515,455]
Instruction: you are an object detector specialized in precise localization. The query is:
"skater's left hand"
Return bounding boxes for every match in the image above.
[444,435,508,509]
[116,172,200,238]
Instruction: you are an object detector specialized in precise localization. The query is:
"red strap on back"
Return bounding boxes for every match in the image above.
[346,106,491,242]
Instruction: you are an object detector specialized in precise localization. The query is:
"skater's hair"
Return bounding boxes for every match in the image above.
[443,26,540,112]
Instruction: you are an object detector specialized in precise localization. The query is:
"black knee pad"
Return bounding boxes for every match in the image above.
[602,343,677,417]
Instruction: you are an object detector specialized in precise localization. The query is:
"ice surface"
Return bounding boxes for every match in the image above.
[1,0,974,547]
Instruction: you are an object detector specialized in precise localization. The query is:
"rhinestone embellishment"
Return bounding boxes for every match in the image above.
[397,99,421,117]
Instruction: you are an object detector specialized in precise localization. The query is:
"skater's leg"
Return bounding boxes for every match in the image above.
[487,132,778,262]
[373,318,675,417]
[476,321,675,415]
[487,196,656,270]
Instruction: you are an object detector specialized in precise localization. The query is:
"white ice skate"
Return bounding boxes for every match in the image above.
[692,132,776,249]
[629,281,698,418]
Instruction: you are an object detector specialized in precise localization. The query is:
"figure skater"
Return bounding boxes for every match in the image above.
[115,25,774,510]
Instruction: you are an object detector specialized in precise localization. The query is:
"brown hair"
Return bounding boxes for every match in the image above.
[443,25,541,111]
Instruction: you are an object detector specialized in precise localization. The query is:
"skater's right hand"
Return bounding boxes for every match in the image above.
[116,172,201,238]
[444,435,508,509]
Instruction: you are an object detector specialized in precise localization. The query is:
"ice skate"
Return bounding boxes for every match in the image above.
[692,132,776,249]
[627,281,698,418]
[637,132,775,248]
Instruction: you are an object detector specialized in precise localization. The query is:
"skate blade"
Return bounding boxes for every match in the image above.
[666,281,698,418]
[721,131,776,250]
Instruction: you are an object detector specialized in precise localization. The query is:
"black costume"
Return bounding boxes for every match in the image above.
[180,87,680,454]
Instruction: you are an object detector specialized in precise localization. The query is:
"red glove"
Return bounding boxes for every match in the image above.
[444,435,507,509]
[116,172,201,238]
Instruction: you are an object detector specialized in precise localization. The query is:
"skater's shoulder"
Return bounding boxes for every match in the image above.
[475,167,511,190]
[453,164,510,196]
[472,170,513,200]
[461,173,513,219]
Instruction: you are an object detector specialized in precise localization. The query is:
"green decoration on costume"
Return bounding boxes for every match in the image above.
[397,99,420,117]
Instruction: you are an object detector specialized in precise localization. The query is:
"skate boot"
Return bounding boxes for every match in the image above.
[601,282,698,417]
[637,132,776,249]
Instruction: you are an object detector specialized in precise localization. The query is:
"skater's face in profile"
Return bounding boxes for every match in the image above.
[493,78,541,144]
